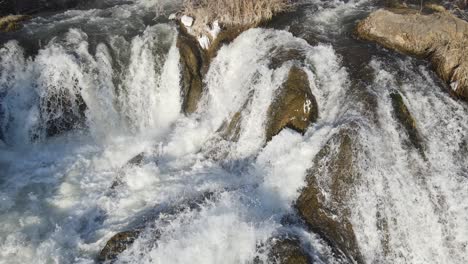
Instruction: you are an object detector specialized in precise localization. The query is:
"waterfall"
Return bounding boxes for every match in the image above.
[0,0,467,263]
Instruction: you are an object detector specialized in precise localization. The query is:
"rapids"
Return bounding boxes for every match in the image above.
[0,0,467,263]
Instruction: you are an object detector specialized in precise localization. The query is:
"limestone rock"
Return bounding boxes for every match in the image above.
[266,67,318,141]
[356,8,468,100]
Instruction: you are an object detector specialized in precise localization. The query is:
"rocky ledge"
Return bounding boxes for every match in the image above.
[356,7,468,101]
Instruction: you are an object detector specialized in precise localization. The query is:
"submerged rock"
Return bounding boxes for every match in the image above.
[356,8,468,100]
[296,130,363,263]
[266,67,318,141]
[390,92,425,154]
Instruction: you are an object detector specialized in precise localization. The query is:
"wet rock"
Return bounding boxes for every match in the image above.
[177,26,205,114]
[176,22,250,115]
[0,15,31,32]
[296,130,363,263]
[390,92,425,154]
[98,230,141,263]
[266,66,318,141]
[98,192,217,262]
[356,8,468,100]
[42,92,87,137]
[268,237,311,264]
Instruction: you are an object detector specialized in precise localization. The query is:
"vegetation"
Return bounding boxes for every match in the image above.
[182,0,292,26]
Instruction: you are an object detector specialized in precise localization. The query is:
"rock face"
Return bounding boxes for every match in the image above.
[266,67,318,141]
[296,130,363,263]
[356,8,468,100]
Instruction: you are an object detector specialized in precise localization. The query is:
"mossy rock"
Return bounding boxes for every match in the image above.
[296,130,363,263]
[390,92,425,155]
[266,66,318,142]
[98,230,141,263]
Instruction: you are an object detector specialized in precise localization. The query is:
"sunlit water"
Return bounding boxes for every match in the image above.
[0,0,467,263]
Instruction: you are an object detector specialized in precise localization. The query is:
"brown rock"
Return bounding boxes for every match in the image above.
[266,67,318,141]
[296,130,363,263]
[356,8,468,100]
[176,26,205,115]
[268,237,311,264]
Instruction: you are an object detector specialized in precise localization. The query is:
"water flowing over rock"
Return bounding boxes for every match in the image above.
[176,23,247,114]
[356,8,468,100]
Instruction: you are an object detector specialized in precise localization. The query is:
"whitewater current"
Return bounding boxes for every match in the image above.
[0,0,467,263]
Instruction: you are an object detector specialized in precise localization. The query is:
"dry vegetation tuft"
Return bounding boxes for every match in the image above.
[183,0,292,26]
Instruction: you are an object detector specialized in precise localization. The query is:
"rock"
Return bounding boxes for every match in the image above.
[98,230,141,263]
[268,237,311,264]
[390,92,425,154]
[177,25,205,114]
[265,67,318,141]
[356,8,468,100]
[42,92,87,137]
[181,15,194,27]
[296,130,363,263]
[0,15,31,32]
[176,23,249,114]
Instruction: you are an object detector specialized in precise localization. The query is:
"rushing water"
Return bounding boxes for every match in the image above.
[0,0,467,263]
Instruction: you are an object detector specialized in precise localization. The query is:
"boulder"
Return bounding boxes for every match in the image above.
[0,15,31,32]
[266,67,318,141]
[296,130,363,263]
[98,230,141,263]
[267,237,311,264]
[356,8,468,100]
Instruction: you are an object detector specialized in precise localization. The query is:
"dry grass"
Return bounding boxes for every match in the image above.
[183,0,292,26]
